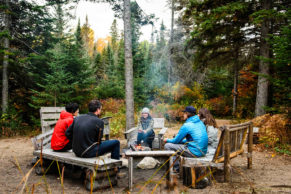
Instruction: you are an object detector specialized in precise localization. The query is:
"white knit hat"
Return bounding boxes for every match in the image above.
[141,107,150,114]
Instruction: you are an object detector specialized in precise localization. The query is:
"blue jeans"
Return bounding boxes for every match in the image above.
[137,130,155,148]
[85,140,120,160]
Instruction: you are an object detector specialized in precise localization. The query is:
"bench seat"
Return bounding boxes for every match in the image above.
[33,149,122,171]
[179,121,254,187]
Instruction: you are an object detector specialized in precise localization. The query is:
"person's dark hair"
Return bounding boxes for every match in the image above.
[88,100,102,113]
[198,108,217,127]
[65,103,79,114]
[186,112,195,118]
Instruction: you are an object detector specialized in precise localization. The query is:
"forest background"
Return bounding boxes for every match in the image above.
[0,0,290,153]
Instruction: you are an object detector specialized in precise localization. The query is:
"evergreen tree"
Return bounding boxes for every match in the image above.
[31,44,75,107]
[110,19,119,52]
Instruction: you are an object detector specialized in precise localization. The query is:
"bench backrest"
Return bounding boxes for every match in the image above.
[33,107,112,150]
[212,121,252,163]
[40,107,65,133]
[153,118,165,129]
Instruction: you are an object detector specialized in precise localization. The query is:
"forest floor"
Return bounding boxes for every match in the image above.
[0,120,291,193]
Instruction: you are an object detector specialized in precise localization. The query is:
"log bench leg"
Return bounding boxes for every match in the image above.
[167,156,174,187]
[182,166,196,188]
[191,167,196,188]
[128,157,133,191]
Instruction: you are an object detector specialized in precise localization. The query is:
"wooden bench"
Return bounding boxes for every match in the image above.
[39,107,111,139]
[124,118,168,149]
[180,121,253,188]
[125,150,175,191]
[40,107,65,133]
[31,107,121,191]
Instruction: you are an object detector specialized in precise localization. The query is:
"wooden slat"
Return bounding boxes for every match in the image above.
[153,118,164,128]
[125,150,175,157]
[191,168,196,188]
[215,149,244,163]
[227,121,252,129]
[168,156,173,186]
[182,157,224,169]
[40,107,65,113]
[213,130,225,161]
[224,128,230,182]
[33,149,122,170]
[239,128,248,150]
[41,113,61,120]
[234,130,238,150]
[128,157,133,191]
[158,127,168,136]
[35,129,54,141]
[228,125,249,132]
[230,131,235,152]
[42,137,51,148]
[42,120,58,127]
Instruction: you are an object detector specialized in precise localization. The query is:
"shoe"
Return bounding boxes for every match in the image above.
[130,144,137,151]
[196,177,209,189]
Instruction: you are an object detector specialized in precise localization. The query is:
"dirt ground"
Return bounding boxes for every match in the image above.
[1,120,291,194]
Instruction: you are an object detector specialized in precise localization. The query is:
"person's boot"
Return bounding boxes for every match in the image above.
[130,144,137,151]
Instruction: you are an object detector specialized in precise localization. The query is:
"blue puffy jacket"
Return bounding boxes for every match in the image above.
[166,115,208,157]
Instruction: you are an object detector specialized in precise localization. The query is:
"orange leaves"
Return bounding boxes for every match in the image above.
[252,114,290,147]
[206,96,231,116]
[100,98,125,114]
[237,64,257,99]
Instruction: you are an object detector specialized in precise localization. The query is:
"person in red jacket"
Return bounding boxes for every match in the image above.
[51,103,79,152]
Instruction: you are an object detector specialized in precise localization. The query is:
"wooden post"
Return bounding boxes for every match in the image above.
[179,157,184,178]
[128,157,133,191]
[191,167,196,188]
[248,123,253,169]
[224,127,230,182]
[167,156,173,187]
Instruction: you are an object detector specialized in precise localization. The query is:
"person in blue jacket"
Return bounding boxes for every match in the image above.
[164,106,208,158]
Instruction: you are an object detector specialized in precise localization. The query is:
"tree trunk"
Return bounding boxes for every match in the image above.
[232,61,238,116]
[124,0,135,130]
[2,0,10,113]
[168,0,175,84]
[255,0,271,117]
[232,49,239,116]
[170,0,174,43]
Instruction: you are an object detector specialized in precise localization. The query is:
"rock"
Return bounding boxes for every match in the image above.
[137,157,160,169]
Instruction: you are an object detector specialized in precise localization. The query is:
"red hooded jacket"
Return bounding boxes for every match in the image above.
[51,111,74,150]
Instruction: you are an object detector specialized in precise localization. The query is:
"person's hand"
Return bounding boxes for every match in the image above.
[164,138,168,143]
[138,129,144,133]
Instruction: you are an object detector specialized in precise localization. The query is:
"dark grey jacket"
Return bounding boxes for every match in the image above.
[65,112,104,157]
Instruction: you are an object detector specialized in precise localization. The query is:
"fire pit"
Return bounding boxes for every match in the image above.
[130,144,151,151]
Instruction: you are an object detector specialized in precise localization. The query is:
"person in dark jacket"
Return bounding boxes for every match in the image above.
[65,100,120,160]
[136,107,155,148]
[51,103,79,152]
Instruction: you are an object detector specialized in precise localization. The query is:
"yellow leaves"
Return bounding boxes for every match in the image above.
[81,25,95,56]
[95,36,111,53]
[253,114,290,147]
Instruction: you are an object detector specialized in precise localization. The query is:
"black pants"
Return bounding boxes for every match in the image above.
[54,141,72,152]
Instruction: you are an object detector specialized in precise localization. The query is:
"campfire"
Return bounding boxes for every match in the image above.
[135,144,146,151]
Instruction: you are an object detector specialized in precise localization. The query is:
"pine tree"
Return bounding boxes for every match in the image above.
[31,44,75,107]
[110,19,119,52]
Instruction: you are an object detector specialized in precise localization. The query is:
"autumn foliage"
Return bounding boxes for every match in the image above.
[252,114,291,147]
